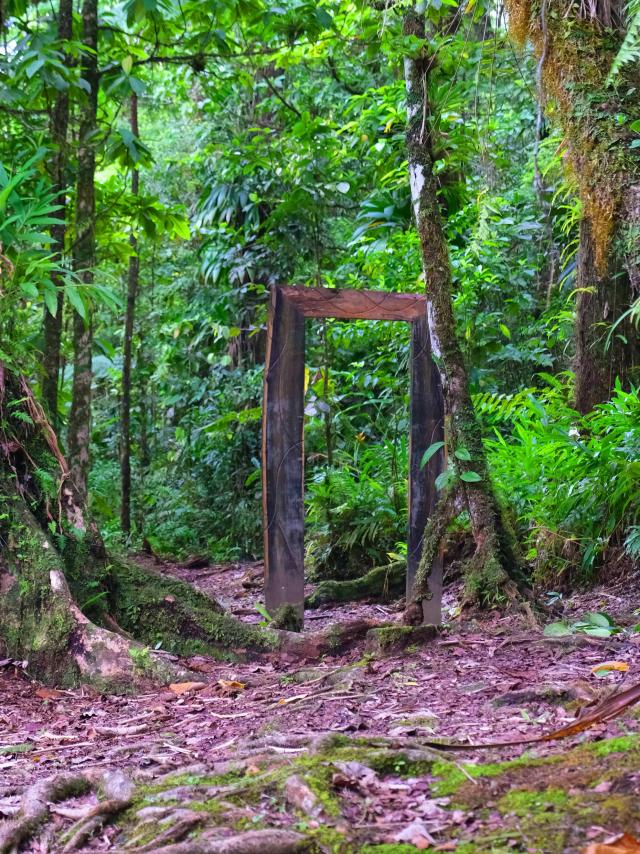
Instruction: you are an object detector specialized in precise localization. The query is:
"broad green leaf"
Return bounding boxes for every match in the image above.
[454,447,471,461]
[583,627,613,638]
[420,441,445,468]
[66,285,86,320]
[586,612,614,628]
[19,282,39,298]
[543,622,572,637]
[460,471,482,483]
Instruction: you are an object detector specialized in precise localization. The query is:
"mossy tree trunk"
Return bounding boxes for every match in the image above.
[68,0,98,503]
[120,92,140,536]
[0,366,275,689]
[506,0,640,413]
[403,4,522,609]
[41,0,73,422]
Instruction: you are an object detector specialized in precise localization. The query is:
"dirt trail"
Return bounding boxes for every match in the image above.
[1,561,640,852]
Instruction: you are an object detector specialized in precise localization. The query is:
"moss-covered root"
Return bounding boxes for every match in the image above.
[0,485,189,690]
[105,559,277,659]
[306,560,406,609]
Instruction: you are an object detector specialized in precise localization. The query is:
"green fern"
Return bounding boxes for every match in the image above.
[608,0,640,82]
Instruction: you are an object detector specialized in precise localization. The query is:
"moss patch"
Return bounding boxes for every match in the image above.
[106,558,276,659]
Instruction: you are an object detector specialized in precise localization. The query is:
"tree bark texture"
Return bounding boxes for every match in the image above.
[68,0,98,504]
[506,0,640,412]
[120,93,140,535]
[403,4,521,606]
[41,0,73,420]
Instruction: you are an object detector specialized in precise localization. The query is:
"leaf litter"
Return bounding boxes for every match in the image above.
[1,558,640,851]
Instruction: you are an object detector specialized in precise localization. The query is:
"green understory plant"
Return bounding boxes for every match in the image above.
[484,378,640,586]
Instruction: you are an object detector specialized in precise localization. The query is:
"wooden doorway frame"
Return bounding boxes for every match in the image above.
[262,286,445,629]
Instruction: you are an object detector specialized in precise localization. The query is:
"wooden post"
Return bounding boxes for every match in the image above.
[262,288,306,623]
[408,309,445,624]
[262,286,446,630]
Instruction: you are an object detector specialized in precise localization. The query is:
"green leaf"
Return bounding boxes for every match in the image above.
[43,287,58,317]
[19,282,39,299]
[583,627,613,638]
[172,218,191,240]
[122,55,134,75]
[66,285,86,320]
[585,612,614,628]
[454,447,471,461]
[460,471,482,483]
[420,441,445,468]
[435,468,456,491]
[499,323,511,339]
[543,622,572,637]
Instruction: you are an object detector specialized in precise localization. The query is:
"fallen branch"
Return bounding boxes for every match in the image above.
[418,679,640,751]
[305,561,406,609]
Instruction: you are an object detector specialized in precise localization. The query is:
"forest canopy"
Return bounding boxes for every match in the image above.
[1,0,639,673]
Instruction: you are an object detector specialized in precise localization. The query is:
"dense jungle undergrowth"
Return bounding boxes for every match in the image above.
[2,0,640,849]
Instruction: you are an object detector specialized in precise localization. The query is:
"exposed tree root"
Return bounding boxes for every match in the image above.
[0,770,98,854]
[271,618,390,658]
[0,728,455,852]
[305,560,405,609]
[144,829,307,854]
[60,797,133,851]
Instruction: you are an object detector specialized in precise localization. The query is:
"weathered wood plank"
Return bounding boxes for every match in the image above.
[262,287,306,624]
[407,310,445,624]
[279,286,426,321]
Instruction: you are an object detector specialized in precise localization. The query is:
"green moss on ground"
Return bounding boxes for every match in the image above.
[110,732,640,853]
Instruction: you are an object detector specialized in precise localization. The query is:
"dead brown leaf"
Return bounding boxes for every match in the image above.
[168,681,207,695]
[591,661,630,676]
[35,688,65,700]
[217,679,245,694]
[582,832,640,853]
[423,680,640,751]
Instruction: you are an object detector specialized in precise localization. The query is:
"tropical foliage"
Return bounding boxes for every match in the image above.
[1,0,638,589]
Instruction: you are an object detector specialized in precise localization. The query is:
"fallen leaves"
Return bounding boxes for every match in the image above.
[421,680,640,751]
[394,818,435,850]
[34,688,65,701]
[591,661,630,677]
[583,833,640,853]
[217,679,245,694]
[168,682,207,695]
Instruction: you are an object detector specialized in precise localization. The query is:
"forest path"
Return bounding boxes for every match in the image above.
[1,561,640,852]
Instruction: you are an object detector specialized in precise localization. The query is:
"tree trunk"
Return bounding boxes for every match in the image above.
[403,4,521,608]
[120,93,140,535]
[67,0,98,504]
[506,0,640,412]
[0,366,286,688]
[41,0,73,421]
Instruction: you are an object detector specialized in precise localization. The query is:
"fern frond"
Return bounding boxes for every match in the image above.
[608,2,640,82]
